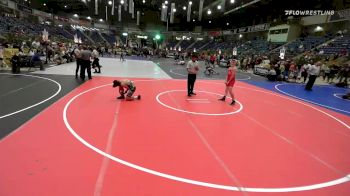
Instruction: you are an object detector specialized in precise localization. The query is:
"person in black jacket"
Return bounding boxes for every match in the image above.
[11,53,20,73]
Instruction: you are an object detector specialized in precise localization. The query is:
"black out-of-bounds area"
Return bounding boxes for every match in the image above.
[0,73,83,140]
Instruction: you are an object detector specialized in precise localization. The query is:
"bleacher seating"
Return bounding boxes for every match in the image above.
[166,40,178,49]
[178,40,194,50]
[101,33,116,44]
[90,31,104,43]
[187,41,206,50]
[319,34,350,55]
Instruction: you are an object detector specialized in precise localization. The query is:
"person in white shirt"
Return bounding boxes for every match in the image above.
[91,48,101,73]
[186,54,199,97]
[305,62,321,91]
[28,49,35,56]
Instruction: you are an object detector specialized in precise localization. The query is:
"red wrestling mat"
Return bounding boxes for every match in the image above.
[1,77,350,196]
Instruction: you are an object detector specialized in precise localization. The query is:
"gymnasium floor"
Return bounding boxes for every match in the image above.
[0,57,349,196]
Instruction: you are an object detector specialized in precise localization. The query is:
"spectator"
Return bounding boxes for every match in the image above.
[73,45,82,78]
[91,48,101,73]
[267,68,277,81]
[305,62,321,91]
[11,53,20,73]
[80,46,92,80]
[31,50,44,70]
[0,44,4,68]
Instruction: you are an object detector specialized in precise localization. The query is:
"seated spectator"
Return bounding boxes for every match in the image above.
[342,92,350,100]
[267,68,277,81]
[31,51,44,70]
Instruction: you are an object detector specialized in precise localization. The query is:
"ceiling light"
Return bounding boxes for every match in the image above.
[217,5,222,10]
[189,1,192,5]
[120,0,124,4]
[183,6,186,10]
[165,1,168,5]
[108,1,112,5]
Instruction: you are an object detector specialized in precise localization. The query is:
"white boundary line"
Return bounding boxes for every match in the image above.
[0,73,62,119]
[63,80,350,192]
[169,68,251,81]
[156,90,243,116]
[187,99,209,101]
[275,84,350,114]
[334,93,350,102]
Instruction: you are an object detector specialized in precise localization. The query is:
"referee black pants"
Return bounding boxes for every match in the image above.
[187,74,196,95]
[305,75,317,90]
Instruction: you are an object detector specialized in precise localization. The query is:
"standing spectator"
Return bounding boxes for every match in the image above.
[284,60,291,80]
[323,64,331,82]
[242,57,248,71]
[305,62,321,91]
[80,46,92,80]
[91,48,101,73]
[186,54,199,97]
[120,50,126,61]
[219,59,237,105]
[11,53,20,74]
[301,63,311,83]
[0,44,4,68]
[73,45,82,78]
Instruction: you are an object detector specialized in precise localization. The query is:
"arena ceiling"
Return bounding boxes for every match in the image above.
[16,0,348,30]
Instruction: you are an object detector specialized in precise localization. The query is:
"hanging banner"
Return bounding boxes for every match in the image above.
[118,5,122,22]
[124,0,128,11]
[279,47,286,59]
[131,1,135,19]
[161,4,167,22]
[129,0,133,14]
[170,3,175,24]
[95,0,98,15]
[137,11,140,25]
[221,0,225,12]
[198,0,204,21]
[232,23,270,34]
[233,47,237,56]
[112,0,115,15]
[187,3,191,22]
[105,6,108,21]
